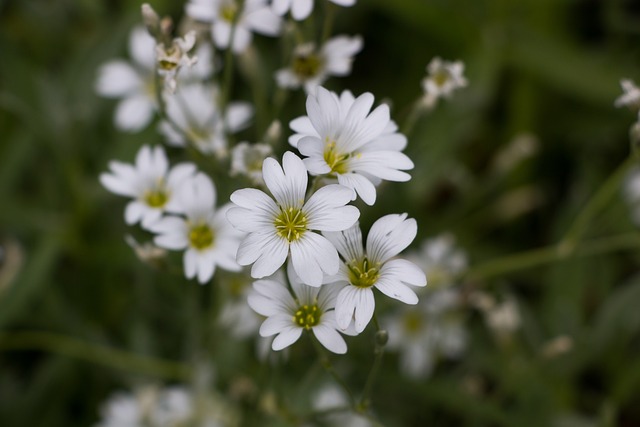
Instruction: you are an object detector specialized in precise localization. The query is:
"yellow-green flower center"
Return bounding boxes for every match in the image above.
[293,53,323,79]
[189,223,214,250]
[274,207,308,242]
[348,257,380,288]
[293,304,321,329]
[323,140,351,175]
[144,188,169,208]
[221,3,238,22]
[433,69,451,87]
[158,46,179,71]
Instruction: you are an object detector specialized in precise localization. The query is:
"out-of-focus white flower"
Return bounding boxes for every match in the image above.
[95,26,158,131]
[615,79,640,109]
[186,0,281,53]
[150,173,244,284]
[484,296,520,338]
[248,264,354,353]
[125,235,167,265]
[100,145,196,229]
[219,286,262,339]
[290,87,413,205]
[227,151,359,286]
[275,35,362,93]
[385,288,466,378]
[230,142,273,185]
[421,57,467,106]
[312,384,372,427]
[323,214,427,333]
[156,31,198,92]
[272,0,356,21]
[158,83,253,158]
[409,233,467,289]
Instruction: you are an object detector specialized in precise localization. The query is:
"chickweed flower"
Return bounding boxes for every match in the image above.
[149,173,243,284]
[290,87,414,205]
[159,83,253,158]
[227,151,359,286]
[100,145,196,229]
[615,79,640,110]
[272,0,357,21]
[230,141,273,185]
[186,0,282,53]
[155,31,198,93]
[410,233,467,289]
[95,26,158,131]
[323,214,426,333]
[276,35,363,93]
[248,264,354,353]
[422,57,467,105]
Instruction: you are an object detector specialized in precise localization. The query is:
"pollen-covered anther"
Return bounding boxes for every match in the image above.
[348,257,380,288]
[189,223,215,250]
[274,207,308,241]
[323,141,350,175]
[293,304,321,329]
[144,188,169,208]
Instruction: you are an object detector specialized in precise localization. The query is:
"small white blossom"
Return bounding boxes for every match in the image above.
[323,214,427,333]
[100,145,196,229]
[95,26,157,131]
[421,57,467,105]
[385,288,466,378]
[275,35,362,93]
[272,0,356,21]
[290,87,413,205]
[409,233,467,289]
[248,264,354,353]
[150,173,243,284]
[484,296,520,337]
[615,79,640,109]
[230,141,273,185]
[312,384,372,427]
[158,83,253,158]
[227,151,360,286]
[156,31,198,92]
[186,0,281,53]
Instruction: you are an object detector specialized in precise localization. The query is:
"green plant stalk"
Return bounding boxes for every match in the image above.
[0,331,192,380]
[560,155,637,252]
[309,332,356,405]
[321,2,337,43]
[220,0,245,120]
[464,232,640,282]
[358,314,385,411]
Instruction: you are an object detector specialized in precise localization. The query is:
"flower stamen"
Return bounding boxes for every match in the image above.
[189,223,214,250]
[348,257,380,288]
[274,207,308,242]
[293,304,320,329]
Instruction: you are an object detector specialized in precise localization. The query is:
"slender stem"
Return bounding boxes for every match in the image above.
[559,155,637,252]
[321,2,336,43]
[359,314,386,411]
[464,232,640,282]
[0,331,192,380]
[309,332,356,405]
[400,98,433,137]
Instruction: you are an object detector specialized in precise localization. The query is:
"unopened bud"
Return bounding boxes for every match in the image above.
[375,329,388,347]
[141,4,161,38]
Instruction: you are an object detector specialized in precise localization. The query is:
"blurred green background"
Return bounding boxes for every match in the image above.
[2,0,640,425]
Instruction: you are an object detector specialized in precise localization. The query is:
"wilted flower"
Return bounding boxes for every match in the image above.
[227,151,359,286]
[155,31,198,92]
[290,87,413,205]
[186,0,281,53]
[323,214,427,333]
[100,145,196,229]
[275,35,363,93]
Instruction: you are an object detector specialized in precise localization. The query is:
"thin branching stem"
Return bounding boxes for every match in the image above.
[309,332,356,405]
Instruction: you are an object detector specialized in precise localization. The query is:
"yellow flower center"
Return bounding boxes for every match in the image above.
[221,3,238,22]
[144,188,169,208]
[433,69,451,87]
[274,207,308,242]
[189,223,214,250]
[293,304,321,329]
[293,53,323,79]
[323,140,351,175]
[347,257,380,288]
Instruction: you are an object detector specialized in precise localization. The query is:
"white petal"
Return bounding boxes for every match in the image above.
[231,26,252,53]
[213,21,232,49]
[245,7,282,36]
[249,279,295,316]
[251,235,289,278]
[124,201,146,225]
[184,249,198,279]
[353,287,375,333]
[260,313,295,336]
[226,102,254,133]
[329,0,356,5]
[272,326,303,350]
[382,259,427,287]
[95,61,142,98]
[335,285,357,330]
[115,94,155,132]
[374,278,418,305]
[313,323,347,354]
[263,153,307,208]
[322,223,364,262]
[290,232,338,286]
[129,26,156,70]
[366,214,417,263]
[272,0,292,16]
[304,184,360,231]
[288,116,317,147]
[349,151,413,181]
[307,87,340,140]
[291,0,313,20]
[196,251,216,283]
[336,173,376,205]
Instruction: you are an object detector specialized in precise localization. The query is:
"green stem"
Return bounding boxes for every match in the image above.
[219,0,245,116]
[400,98,432,137]
[309,332,356,405]
[321,2,336,43]
[559,155,637,253]
[464,232,640,282]
[359,314,386,411]
[0,331,192,380]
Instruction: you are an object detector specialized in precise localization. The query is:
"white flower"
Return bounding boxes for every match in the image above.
[272,0,356,21]
[615,79,640,109]
[323,214,426,333]
[227,151,359,286]
[385,288,466,378]
[186,0,281,53]
[219,286,262,339]
[290,87,413,205]
[230,141,273,185]
[275,35,363,93]
[248,264,354,353]
[312,384,372,427]
[409,233,467,289]
[150,173,243,284]
[100,145,196,229]
[158,83,253,158]
[421,57,467,104]
[155,31,198,93]
[95,26,157,131]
